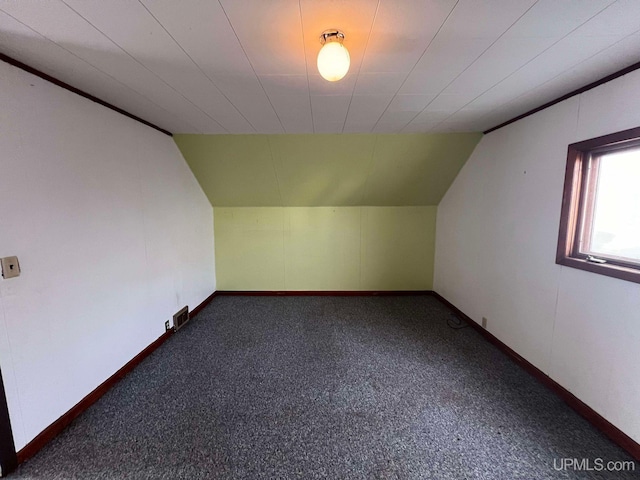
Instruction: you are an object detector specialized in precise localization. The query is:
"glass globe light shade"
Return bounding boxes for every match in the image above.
[317,41,350,82]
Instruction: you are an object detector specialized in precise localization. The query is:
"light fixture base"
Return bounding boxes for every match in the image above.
[320,30,345,45]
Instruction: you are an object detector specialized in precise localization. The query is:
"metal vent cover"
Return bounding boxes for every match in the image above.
[173,306,189,331]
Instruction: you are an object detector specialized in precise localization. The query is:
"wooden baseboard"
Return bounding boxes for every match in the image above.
[15,290,217,466]
[430,291,640,462]
[16,330,173,465]
[215,290,433,296]
[16,290,636,467]
[189,291,219,318]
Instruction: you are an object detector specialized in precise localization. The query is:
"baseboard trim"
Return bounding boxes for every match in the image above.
[430,291,640,461]
[15,290,217,466]
[15,330,173,464]
[190,291,219,318]
[17,291,636,466]
[215,290,433,296]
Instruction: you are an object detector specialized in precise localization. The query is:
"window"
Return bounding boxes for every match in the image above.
[557,126,640,284]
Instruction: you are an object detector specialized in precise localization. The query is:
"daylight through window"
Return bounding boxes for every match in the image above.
[557,127,640,284]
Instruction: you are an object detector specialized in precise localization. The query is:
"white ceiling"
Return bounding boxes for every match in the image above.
[1,0,640,134]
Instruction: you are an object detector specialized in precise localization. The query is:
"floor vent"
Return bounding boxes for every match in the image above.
[173,306,189,331]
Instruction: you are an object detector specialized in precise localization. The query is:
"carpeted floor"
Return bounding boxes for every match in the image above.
[11,296,638,479]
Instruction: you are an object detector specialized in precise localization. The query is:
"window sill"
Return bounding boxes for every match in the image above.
[557,256,640,284]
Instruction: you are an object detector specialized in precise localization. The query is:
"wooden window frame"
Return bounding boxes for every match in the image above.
[556,126,640,284]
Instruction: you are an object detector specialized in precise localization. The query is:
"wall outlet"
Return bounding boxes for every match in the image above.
[482,317,488,329]
[1,256,20,279]
[165,320,170,331]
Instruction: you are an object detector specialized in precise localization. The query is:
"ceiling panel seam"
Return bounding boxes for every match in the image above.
[138,0,258,133]
[397,0,541,132]
[368,0,459,133]
[480,20,640,132]
[217,0,286,133]
[427,0,617,132]
[4,2,637,135]
[298,0,315,134]
[341,0,381,133]
[0,7,191,133]
[60,0,226,133]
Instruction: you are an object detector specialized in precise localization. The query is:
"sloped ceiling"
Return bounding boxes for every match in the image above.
[2,1,640,134]
[175,133,482,206]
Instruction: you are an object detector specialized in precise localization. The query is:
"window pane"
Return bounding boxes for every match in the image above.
[589,147,640,262]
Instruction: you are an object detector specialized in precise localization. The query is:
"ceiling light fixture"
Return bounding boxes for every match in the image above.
[317,30,350,82]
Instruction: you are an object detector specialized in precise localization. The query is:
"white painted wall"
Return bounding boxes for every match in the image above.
[0,61,215,451]
[435,69,640,443]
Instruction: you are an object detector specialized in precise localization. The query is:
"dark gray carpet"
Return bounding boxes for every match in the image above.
[11,296,638,479]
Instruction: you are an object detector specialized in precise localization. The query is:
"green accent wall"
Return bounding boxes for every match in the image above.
[175,134,482,207]
[214,206,436,291]
[176,133,482,291]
